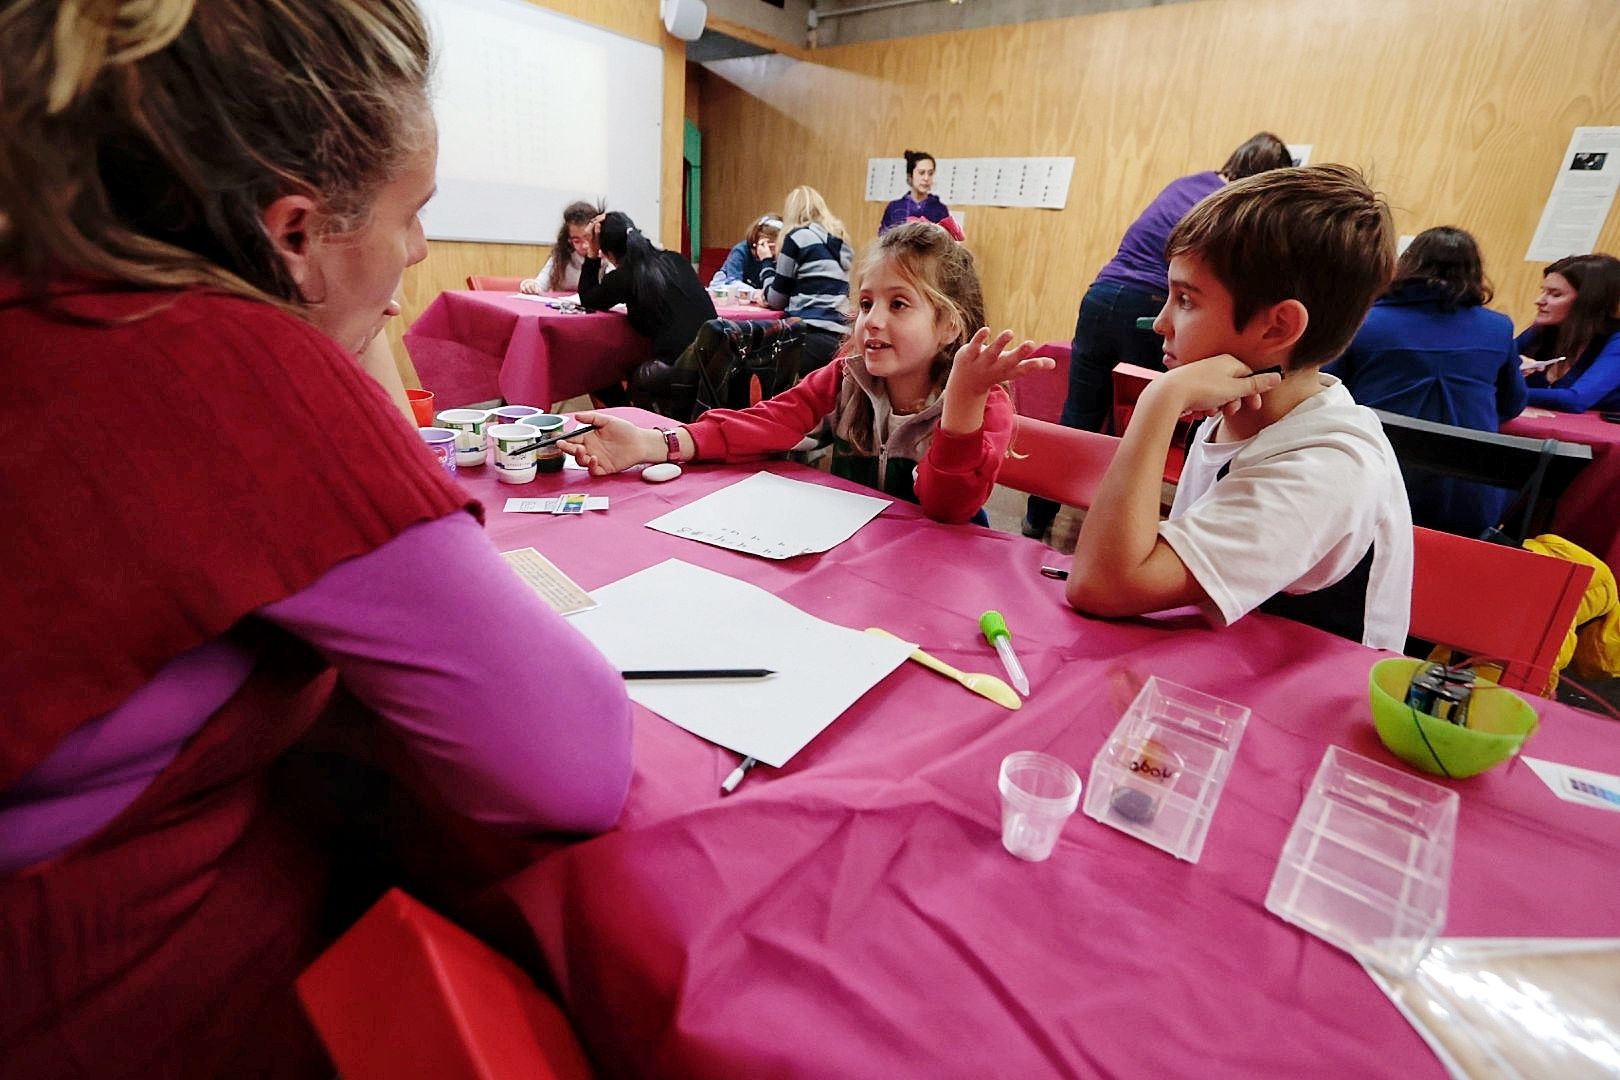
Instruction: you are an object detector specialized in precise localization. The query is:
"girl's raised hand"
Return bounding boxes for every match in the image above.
[556,411,664,476]
[946,328,1048,397]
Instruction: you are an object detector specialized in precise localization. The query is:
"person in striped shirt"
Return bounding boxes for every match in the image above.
[763,185,854,377]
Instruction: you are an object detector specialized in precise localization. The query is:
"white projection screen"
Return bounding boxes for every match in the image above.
[417,0,664,245]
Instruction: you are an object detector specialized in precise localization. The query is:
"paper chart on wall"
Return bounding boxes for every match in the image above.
[1526,126,1620,262]
[568,559,915,766]
[864,156,1075,209]
[644,472,891,560]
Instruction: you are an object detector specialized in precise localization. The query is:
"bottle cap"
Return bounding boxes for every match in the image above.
[979,610,1010,643]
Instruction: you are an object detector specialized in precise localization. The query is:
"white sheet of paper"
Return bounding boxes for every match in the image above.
[1523,756,1620,813]
[644,472,890,560]
[568,559,914,766]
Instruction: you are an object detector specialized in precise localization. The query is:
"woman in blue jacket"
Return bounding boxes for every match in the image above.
[1327,226,1526,536]
[1517,253,1620,413]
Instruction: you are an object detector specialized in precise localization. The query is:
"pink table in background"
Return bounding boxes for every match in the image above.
[453,417,1618,1078]
[1504,408,1620,568]
[403,291,781,409]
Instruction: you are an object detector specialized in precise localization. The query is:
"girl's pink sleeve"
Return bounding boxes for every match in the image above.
[914,385,1015,523]
[261,513,633,835]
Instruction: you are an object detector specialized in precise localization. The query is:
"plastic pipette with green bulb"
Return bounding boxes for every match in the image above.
[978,611,1029,697]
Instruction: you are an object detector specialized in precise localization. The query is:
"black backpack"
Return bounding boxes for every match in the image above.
[666,317,807,422]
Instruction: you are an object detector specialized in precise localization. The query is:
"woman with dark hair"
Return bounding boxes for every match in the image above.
[879,150,964,240]
[0,1,632,1073]
[520,199,604,293]
[579,211,716,407]
[1326,225,1526,535]
[1024,131,1292,539]
[1517,253,1620,412]
[710,212,782,288]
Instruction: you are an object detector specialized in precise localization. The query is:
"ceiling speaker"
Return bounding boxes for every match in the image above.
[661,0,708,41]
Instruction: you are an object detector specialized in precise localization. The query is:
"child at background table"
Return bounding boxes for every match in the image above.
[1516,253,1620,413]
[710,213,782,289]
[560,221,1052,524]
[1067,165,1414,650]
[520,199,602,293]
[762,185,855,376]
[578,211,716,407]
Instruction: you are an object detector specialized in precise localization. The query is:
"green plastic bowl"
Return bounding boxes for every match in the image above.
[1368,658,1539,779]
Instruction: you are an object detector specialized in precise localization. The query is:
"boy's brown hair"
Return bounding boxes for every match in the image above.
[1166,164,1395,368]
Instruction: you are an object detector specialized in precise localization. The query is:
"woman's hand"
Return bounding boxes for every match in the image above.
[1520,354,1567,380]
[754,238,776,262]
[555,411,665,476]
[519,278,542,295]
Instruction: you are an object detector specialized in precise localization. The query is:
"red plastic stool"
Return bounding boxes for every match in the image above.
[296,889,592,1080]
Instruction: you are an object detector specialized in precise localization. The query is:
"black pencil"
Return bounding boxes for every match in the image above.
[621,669,776,680]
[510,423,601,456]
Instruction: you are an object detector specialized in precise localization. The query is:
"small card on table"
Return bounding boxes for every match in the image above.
[499,546,596,616]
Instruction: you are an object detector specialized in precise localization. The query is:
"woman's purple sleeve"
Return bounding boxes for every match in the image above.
[261,513,633,834]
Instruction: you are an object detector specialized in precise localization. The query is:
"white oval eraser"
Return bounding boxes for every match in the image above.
[643,462,682,483]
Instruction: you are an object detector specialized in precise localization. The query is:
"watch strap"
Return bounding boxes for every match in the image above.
[656,426,682,463]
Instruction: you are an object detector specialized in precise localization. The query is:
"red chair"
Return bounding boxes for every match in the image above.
[296,890,593,1080]
[1012,341,1070,424]
[465,276,527,292]
[696,246,730,285]
[1409,526,1593,694]
[996,415,1121,511]
[1111,362,1192,483]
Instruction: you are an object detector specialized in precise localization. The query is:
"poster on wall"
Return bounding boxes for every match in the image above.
[1286,144,1313,167]
[1525,126,1620,263]
[865,157,1075,209]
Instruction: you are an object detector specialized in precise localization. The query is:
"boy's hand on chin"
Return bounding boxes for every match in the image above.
[1153,354,1283,418]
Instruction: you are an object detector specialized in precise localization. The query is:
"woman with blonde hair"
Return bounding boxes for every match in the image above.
[0,0,632,1073]
[763,185,853,374]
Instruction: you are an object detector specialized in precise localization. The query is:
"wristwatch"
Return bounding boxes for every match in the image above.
[655,426,682,463]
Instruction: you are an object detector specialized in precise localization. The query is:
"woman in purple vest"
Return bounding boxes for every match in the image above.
[879,150,964,241]
[1024,132,1292,539]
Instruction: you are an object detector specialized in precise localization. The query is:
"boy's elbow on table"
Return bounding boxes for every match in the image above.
[1067,549,1205,618]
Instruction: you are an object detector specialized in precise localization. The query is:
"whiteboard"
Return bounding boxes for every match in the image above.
[418,0,663,245]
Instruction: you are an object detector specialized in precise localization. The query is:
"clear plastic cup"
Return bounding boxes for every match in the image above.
[998,751,1081,862]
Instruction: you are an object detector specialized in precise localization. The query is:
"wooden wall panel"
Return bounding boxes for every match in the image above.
[699,0,1620,348]
[390,0,682,385]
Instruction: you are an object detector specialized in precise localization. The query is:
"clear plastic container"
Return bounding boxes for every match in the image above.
[998,751,1081,862]
[1082,677,1250,863]
[1265,746,1458,976]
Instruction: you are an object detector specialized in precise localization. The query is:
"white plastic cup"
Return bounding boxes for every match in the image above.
[492,404,543,427]
[733,284,755,304]
[417,427,457,476]
[998,751,1081,862]
[436,408,492,466]
[489,422,540,484]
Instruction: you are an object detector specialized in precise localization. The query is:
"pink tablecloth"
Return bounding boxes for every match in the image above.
[1504,408,1620,568]
[403,291,781,409]
[454,425,1619,1078]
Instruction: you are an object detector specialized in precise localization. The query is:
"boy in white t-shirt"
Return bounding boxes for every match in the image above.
[1066,164,1413,650]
